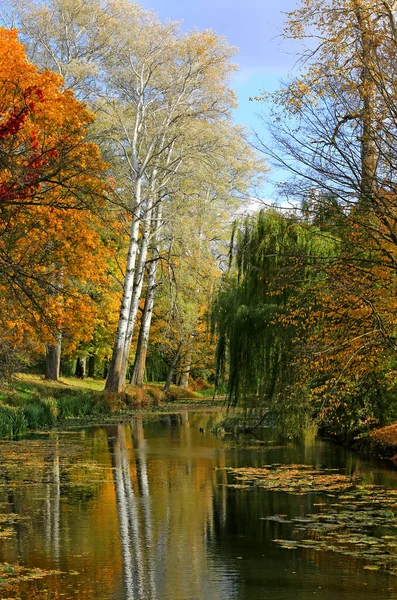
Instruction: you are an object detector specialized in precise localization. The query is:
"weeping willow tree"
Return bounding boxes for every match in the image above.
[213,209,332,435]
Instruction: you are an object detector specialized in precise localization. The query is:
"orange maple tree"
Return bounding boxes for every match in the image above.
[0,28,115,351]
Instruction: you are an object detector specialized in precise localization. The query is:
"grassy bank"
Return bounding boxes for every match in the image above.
[0,374,213,439]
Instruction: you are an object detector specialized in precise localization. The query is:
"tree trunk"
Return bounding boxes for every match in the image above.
[163,365,174,395]
[179,353,192,388]
[45,335,61,380]
[132,204,162,387]
[163,344,182,394]
[88,354,95,378]
[353,2,378,204]
[132,330,149,387]
[75,357,86,379]
[105,178,143,394]
[120,192,155,386]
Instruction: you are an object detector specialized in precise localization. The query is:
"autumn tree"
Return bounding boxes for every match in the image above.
[0,28,114,379]
[99,9,239,393]
[252,0,397,435]
[4,0,267,392]
[0,0,112,98]
[143,224,219,394]
[131,120,266,389]
[259,0,397,249]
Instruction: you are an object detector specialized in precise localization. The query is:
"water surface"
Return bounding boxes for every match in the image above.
[0,410,396,599]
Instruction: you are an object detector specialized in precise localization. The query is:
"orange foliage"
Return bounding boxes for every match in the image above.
[292,207,397,435]
[0,28,115,350]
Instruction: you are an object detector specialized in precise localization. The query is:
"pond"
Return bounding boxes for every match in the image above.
[0,409,397,599]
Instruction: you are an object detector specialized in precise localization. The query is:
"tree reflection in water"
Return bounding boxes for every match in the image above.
[107,412,230,600]
[43,436,60,565]
[108,424,147,599]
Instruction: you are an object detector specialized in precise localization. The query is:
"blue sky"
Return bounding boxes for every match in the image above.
[141,0,301,201]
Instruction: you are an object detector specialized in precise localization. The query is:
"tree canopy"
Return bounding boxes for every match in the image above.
[0,27,114,354]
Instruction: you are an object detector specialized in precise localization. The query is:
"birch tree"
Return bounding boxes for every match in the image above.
[131,123,266,388]
[98,4,238,392]
[1,0,112,99]
[4,0,263,392]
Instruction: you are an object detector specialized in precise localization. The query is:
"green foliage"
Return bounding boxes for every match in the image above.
[210,413,247,436]
[57,393,104,419]
[59,360,77,377]
[193,384,216,398]
[269,385,313,439]
[41,397,59,421]
[22,403,50,429]
[0,405,28,439]
[144,349,168,383]
[21,397,58,428]
[213,210,332,434]
[0,375,109,436]
[318,373,397,441]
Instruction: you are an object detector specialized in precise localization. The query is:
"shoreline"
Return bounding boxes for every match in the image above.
[0,373,223,440]
[351,425,397,463]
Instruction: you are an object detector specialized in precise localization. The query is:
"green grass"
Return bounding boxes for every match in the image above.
[0,374,108,438]
[58,377,105,391]
[0,373,211,439]
[11,373,106,392]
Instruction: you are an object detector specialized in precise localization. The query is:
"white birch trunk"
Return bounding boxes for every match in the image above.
[133,419,157,599]
[119,193,155,385]
[105,179,142,393]
[108,428,135,600]
[131,205,162,387]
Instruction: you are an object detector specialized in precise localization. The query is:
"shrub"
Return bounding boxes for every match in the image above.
[134,387,146,408]
[9,410,28,437]
[22,403,49,429]
[165,386,198,402]
[146,386,164,406]
[103,392,124,413]
[40,396,58,422]
[189,377,211,391]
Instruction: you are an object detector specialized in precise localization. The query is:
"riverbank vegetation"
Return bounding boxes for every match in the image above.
[2,0,397,446]
[0,373,216,439]
[213,0,397,442]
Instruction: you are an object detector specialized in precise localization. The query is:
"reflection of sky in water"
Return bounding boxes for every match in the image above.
[0,412,397,599]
